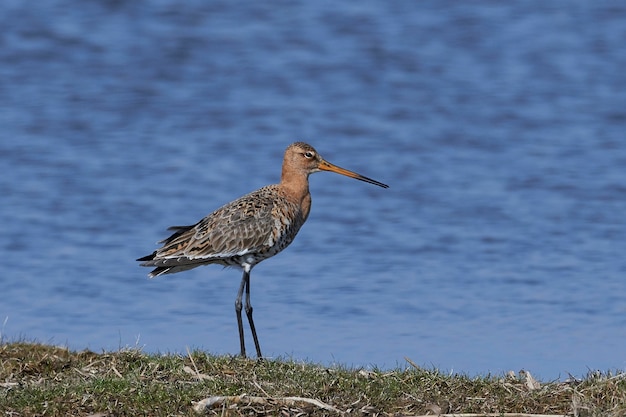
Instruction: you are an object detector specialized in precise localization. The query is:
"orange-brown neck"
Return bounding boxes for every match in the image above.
[280,162,312,219]
[281,161,310,194]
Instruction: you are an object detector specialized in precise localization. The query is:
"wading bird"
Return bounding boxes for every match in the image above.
[138,142,388,358]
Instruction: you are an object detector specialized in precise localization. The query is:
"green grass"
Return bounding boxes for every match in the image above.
[1,342,625,416]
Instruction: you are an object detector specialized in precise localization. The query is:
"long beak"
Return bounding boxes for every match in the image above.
[318,160,389,188]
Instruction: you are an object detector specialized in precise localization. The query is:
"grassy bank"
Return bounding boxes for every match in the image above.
[1,342,624,416]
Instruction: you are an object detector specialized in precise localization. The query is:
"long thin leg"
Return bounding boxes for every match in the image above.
[244,270,262,358]
[235,271,247,357]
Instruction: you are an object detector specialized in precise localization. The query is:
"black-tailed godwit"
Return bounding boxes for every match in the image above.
[138,142,388,358]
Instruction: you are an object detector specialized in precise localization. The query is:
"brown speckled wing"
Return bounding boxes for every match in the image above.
[156,187,280,262]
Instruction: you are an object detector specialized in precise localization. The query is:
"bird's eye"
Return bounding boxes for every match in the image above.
[304,151,314,159]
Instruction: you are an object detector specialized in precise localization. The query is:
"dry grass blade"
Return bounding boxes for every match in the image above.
[193,394,344,414]
[405,356,421,371]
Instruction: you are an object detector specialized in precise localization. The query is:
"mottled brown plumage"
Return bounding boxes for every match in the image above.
[138,142,388,358]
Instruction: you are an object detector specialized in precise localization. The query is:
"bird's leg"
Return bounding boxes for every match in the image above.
[244,270,263,358]
[235,271,247,358]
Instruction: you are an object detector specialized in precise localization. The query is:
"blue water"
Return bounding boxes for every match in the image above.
[1,1,625,380]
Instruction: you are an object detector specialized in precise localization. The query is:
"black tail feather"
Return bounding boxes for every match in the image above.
[137,224,195,262]
[137,251,157,262]
[148,266,171,277]
[159,224,195,244]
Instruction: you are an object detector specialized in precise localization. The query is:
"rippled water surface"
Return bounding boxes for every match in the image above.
[1,1,625,379]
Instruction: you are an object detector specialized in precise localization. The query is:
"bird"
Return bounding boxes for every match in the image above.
[137,142,388,358]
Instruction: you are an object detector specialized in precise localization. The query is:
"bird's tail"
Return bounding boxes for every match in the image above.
[137,224,198,277]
